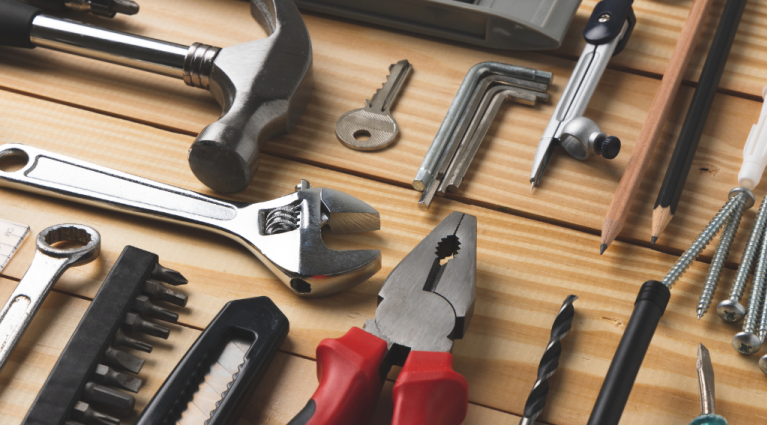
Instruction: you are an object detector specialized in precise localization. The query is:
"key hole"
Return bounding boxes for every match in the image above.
[354,130,372,142]
[0,149,29,173]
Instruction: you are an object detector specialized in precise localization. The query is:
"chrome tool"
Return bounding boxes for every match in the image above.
[0,223,100,373]
[0,0,312,193]
[0,144,381,297]
[689,344,727,425]
[336,60,413,151]
[289,211,476,425]
[530,0,634,190]
[0,218,30,274]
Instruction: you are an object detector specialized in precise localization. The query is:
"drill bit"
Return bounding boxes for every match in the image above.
[519,295,578,425]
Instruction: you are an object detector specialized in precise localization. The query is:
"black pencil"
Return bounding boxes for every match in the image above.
[650,0,747,244]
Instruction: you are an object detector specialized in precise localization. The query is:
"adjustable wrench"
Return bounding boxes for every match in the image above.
[0,223,101,372]
[0,144,381,297]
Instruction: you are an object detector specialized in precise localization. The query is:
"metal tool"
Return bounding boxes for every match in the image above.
[0,223,100,373]
[588,192,745,425]
[0,144,381,297]
[415,63,552,209]
[690,344,728,425]
[22,246,185,425]
[519,295,577,425]
[336,60,412,151]
[18,0,138,17]
[530,0,635,190]
[0,218,30,274]
[137,297,289,425]
[294,0,583,51]
[0,0,313,194]
[289,211,476,425]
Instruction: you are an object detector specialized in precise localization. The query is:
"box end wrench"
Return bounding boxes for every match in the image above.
[0,144,380,298]
[0,223,100,373]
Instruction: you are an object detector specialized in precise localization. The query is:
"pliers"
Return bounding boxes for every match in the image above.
[288,211,477,425]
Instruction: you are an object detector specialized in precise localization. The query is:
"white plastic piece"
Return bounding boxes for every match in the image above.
[739,85,767,190]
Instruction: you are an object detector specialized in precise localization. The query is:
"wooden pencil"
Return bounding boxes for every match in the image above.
[650,0,748,244]
[599,0,717,254]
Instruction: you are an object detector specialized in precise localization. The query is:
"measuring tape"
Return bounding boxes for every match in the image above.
[0,219,30,274]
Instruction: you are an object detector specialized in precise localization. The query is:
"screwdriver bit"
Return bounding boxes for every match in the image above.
[113,328,152,353]
[151,263,188,286]
[92,364,143,393]
[83,381,135,414]
[103,346,144,374]
[131,295,179,323]
[142,279,188,307]
[71,401,120,425]
[122,313,170,339]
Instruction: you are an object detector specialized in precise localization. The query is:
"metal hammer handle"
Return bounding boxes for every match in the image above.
[0,144,240,231]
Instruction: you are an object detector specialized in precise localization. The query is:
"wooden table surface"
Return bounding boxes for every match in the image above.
[1,0,767,423]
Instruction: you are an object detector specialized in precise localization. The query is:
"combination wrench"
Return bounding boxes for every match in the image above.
[0,144,381,297]
[0,223,100,372]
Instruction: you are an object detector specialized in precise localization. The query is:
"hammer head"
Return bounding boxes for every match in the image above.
[244,182,381,297]
[188,0,313,194]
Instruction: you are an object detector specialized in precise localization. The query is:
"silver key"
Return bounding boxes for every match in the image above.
[336,59,413,151]
[0,224,100,372]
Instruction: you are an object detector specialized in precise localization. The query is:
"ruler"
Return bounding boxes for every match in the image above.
[0,219,30,274]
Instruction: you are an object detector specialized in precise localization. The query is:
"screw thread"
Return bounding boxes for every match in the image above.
[744,226,767,334]
[520,295,577,425]
[758,282,767,341]
[698,201,744,318]
[730,196,767,302]
[663,193,746,288]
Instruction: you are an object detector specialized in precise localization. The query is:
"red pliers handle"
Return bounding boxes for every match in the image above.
[287,327,469,425]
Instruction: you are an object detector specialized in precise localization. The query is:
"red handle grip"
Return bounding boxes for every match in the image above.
[391,351,468,425]
[288,327,388,425]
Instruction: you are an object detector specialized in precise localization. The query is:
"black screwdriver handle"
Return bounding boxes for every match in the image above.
[0,0,43,48]
[587,280,671,425]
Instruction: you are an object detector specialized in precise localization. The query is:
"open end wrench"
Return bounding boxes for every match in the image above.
[0,223,100,372]
[0,144,381,297]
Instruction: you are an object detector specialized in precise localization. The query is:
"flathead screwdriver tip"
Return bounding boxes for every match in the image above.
[599,244,607,255]
[651,236,658,245]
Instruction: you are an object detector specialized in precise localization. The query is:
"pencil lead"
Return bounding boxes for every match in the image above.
[651,236,658,245]
[599,244,607,255]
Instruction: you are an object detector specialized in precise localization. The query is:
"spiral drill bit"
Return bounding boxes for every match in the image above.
[519,294,578,425]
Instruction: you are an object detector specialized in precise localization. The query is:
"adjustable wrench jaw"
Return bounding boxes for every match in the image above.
[240,184,381,297]
[187,0,314,194]
[363,211,476,360]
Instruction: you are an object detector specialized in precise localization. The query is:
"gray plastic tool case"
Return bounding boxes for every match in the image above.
[294,0,583,50]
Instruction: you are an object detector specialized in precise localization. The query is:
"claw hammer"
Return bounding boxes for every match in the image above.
[0,0,313,194]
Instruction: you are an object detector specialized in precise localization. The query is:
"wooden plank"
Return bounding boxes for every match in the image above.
[0,277,200,425]
[1,92,766,423]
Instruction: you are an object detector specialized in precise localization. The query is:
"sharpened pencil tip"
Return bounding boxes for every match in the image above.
[599,244,607,255]
[651,236,658,245]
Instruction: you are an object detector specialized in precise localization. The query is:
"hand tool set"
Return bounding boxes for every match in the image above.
[22,245,187,425]
[0,218,29,273]
[1,0,764,422]
[0,144,382,297]
[530,0,633,192]
[414,62,552,209]
[288,211,476,425]
[336,60,413,151]
[0,0,313,194]
[294,0,582,50]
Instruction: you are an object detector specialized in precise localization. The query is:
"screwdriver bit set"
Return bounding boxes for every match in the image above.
[22,246,188,425]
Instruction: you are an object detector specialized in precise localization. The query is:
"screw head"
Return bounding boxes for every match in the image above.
[598,13,611,22]
[732,332,762,355]
[717,300,746,322]
[759,355,767,375]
